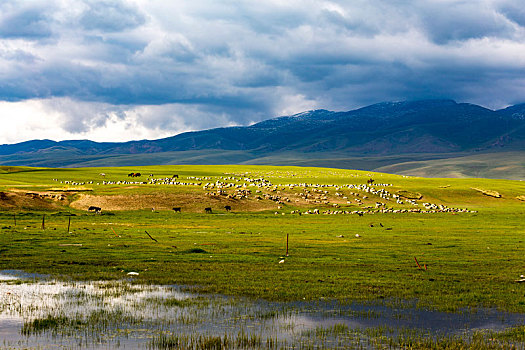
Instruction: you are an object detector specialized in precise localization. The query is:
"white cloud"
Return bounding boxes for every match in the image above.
[0,98,253,144]
[270,90,319,117]
[0,99,149,143]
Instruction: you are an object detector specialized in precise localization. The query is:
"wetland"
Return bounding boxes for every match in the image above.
[1,271,525,349]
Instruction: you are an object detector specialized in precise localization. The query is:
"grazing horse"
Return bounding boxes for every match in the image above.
[172,174,179,178]
[204,207,212,214]
[88,206,102,214]
[224,205,232,211]
[367,178,374,184]
[172,207,181,213]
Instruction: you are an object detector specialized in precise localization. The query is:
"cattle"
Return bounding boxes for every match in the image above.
[204,207,212,214]
[172,174,179,178]
[127,172,141,177]
[173,207,181,213]
[367,178,374,184]
[224,205,232,211]
[88,206,102,214]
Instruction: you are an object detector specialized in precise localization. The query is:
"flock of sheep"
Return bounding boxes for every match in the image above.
[51,172,474,216]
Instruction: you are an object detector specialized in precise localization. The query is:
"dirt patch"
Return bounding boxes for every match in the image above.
[70,192,279,212]
[9,189,74,203]
[0,191,65,210]
[396,190,423,200]
[471,188,502,198]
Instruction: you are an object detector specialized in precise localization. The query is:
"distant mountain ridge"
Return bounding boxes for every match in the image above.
[1,99,524,176]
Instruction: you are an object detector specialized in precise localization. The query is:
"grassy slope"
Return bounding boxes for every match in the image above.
[376,151,525,180]
[0,165,524,312]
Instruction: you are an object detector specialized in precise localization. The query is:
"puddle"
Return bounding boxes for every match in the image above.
[1,270,524,349]
[0,270,48,281]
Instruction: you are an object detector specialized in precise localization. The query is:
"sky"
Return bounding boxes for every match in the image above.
[1,0,525,144]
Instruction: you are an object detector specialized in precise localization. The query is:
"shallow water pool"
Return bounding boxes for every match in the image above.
[1,270,524,349]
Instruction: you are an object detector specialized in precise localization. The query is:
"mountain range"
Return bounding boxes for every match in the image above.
[1,99,524,179]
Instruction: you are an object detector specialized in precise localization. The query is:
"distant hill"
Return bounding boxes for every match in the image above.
[1,99,524,179]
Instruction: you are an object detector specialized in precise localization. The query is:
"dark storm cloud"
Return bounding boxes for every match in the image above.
[1,0,525,140]
[498,2,525,27]
[0,1,54,39]
[414,1,517,44]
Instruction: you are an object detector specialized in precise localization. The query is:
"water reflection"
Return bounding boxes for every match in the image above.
[0,270,523,349]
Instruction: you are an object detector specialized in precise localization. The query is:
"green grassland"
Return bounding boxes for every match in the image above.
[0,164,524,313]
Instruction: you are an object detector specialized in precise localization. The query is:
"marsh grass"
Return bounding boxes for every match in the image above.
[149,331,266,350]
[21,309,145,337]
[144,296,210,308]
[488,325,525,343]
[299,324,525,350]
[21,315,82,336]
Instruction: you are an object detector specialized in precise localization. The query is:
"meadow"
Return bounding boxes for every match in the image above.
[1,164,524,348]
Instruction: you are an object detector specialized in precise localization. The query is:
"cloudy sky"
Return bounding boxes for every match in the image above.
[1,0,524,144]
